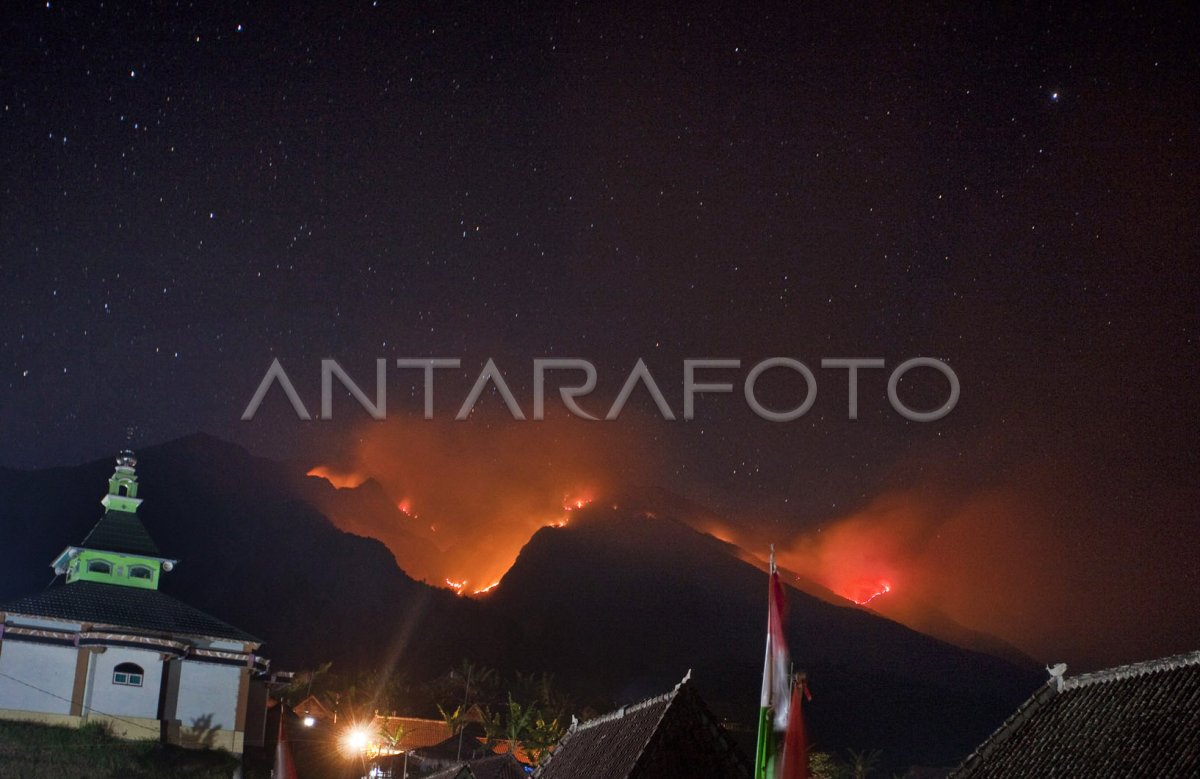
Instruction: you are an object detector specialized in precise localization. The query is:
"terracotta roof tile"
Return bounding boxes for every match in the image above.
[372,715,454,750]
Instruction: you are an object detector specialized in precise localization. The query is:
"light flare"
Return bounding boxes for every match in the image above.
[340,722,377,756]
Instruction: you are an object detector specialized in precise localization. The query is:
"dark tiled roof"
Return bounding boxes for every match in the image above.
[1,580,259,643]
[424,754,527,779]
[534,677,750,779]
[79,509,162,557]
[951,650,1200,778]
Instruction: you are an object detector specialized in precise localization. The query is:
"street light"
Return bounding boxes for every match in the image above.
[343,724,372,754]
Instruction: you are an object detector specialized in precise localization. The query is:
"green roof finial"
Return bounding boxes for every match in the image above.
[102,449,143,512]
[50,448,177,591]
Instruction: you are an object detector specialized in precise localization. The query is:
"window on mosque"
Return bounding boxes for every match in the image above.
[113,663,144,686]
[87,559,113,575]
[129,565,153,580]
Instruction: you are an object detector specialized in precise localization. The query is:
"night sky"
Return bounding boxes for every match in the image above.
[1,3,1197,669]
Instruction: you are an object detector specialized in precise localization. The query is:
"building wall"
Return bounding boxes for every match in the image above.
[172,660,244,751]
[0,641,76,715]
[84,646,163,723]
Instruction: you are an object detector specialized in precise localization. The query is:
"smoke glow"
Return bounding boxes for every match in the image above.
[306,465,367,490]
[303,414,1200,670]
[305,415,646,593]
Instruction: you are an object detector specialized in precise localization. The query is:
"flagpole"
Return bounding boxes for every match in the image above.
[754,546,778,779]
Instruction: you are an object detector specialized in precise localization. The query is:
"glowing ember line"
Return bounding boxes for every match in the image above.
[853,582,892,605]
[472,581,500,595]
[444,579,467,594]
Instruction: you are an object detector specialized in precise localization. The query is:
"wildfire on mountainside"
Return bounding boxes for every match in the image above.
[850,581,893,606]
[307,465,367,490]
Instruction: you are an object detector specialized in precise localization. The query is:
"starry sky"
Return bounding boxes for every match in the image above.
[1,2,1197,668]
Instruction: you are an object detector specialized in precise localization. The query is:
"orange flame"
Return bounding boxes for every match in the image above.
[850,581,893,605]
[444,578,467,594]
[562,491,594,512]
[307,415,645,597]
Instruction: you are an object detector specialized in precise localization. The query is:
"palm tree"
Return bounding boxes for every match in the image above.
[522,710,565,767]
[444,661,497,760]
[378,720,407,753]
[845,748,883,779]
[483,694,537,757]
[448,660,498,708]
[438,704,465,735]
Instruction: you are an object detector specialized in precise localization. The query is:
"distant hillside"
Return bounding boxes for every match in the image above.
[485,507,1040,769]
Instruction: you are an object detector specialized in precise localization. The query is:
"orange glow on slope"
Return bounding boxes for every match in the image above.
[442,499,583,592]
[307,415,653,596]
[703,524,736,545]
[307,465,367,490]
[850,581,893,606]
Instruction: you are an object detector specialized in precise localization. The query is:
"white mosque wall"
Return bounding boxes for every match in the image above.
[174,660,241,738]
[0,641,76,715]
[84,645,163,722]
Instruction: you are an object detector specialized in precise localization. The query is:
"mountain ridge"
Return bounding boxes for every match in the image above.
[0,433,1041,769]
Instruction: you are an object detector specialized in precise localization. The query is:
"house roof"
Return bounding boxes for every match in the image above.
[293,694,336,720]
[951,650,1200,778]
[413,722,493,762]
[0,580,259,643]
[371,715,454,751]
[533,675,750,779]
[79,509,163,557]
[424,754,528,779]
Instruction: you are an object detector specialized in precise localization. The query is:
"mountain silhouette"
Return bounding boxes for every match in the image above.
[0,434,1040,770]
[485,505,1038,768]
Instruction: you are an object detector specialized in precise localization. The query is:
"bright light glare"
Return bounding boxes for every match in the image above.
[343,726,372,752]
[302,715,316,728]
